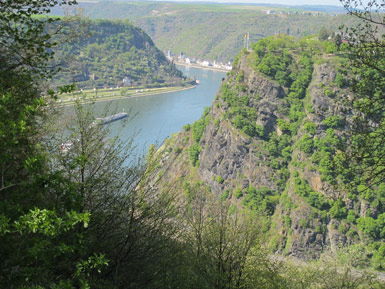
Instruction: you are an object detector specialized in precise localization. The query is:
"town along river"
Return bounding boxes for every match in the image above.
[73,65,226,157]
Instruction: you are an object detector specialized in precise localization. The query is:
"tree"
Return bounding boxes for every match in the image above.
[318,27,329,41]
[306,247,381,288]
[51,103,183,288]
[337,0,385,190]
[332,33,343,49]
[180,182,279,289]
[0,1,108,287]
[0,0,79,79]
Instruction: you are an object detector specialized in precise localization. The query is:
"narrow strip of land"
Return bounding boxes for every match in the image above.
[175,62,230,73]
[57,85,196,107]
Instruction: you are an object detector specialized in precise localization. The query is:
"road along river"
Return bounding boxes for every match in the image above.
[62,65,226,157]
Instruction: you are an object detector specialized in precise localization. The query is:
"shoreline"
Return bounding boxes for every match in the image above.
[57,85,196,107]
[175,62,230,73]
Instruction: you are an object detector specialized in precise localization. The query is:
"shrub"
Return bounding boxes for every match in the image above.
[284,215,292,227]
[347,228,357,238]
[214,118,220,128]
[183,124,191,131]
[188,144,201,166]
[220,190,229,201]
[299,218,310,228]
[191,115,209,143]
[298,134,314,154]
[329,199,347,219]
[323,86,335,97]
[334,73,346,87]
[347,210,356,223]
[357,217,378,239]
[277,119,291,133]
[304,122,316,135]
[323,116,343,128]
[338,223,347,234]
[174,147,182,154]
[235,188,243,199]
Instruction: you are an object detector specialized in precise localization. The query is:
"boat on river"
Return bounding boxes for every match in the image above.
[94,112,128,125]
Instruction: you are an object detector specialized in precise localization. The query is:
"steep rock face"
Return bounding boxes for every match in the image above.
[197,60,287,196]
[156,49,358,260]
[273,61,351,260]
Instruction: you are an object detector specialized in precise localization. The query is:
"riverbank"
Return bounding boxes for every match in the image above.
[57,85,196,107]
[175,62,230,73]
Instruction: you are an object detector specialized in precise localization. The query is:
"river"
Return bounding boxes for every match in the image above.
[87,65,226,156]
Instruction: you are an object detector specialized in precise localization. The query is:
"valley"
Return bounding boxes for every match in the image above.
[2,0,385,288]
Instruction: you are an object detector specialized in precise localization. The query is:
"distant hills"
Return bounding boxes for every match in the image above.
[51,1,354,61]
[146,1,346,14]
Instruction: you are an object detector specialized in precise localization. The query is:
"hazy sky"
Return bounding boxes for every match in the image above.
[154,0,343,6]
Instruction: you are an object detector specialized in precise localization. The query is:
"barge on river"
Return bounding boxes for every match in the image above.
[94,112,128,125]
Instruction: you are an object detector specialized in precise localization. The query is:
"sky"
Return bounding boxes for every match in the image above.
[153,0,343,6]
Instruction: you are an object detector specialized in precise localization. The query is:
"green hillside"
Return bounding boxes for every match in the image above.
[52,19,185,88]
[52,1,358,61]
[136,9,354,61]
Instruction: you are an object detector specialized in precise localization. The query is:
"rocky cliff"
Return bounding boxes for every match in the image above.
[155,36,385,264]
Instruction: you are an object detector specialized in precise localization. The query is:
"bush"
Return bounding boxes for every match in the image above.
[284,215,292,227]
[214,118,220,129]
[183,124,191,131]
[323,86,335,98]
[299,218,310,228]
[236,71,244,82]
[357,217,378,239]
[338,223,347,234]
[277,119,291,133]
[347,228,357,238]
[304,122,316,135]
[329,199,347,219]
[298,134,314,154]
[120,87,129,96]
[334,73,346,87]
[220,190,229,201]
[191,115,209,143]
[372,243,385,270]
[188,144,201,166]
[174,147,182,154]
[235,188,243,199]
[323,116,343,128]
[347,210,356,223]
[242,186,278,215]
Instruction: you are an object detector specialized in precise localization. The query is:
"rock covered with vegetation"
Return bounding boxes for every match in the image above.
[155,34,385,268]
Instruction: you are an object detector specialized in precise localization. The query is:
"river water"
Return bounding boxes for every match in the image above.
[88,65,226,156]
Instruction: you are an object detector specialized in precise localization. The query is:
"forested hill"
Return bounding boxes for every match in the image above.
[154,35,385,269]
[52,19,184,88]
[51,1,357,61]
